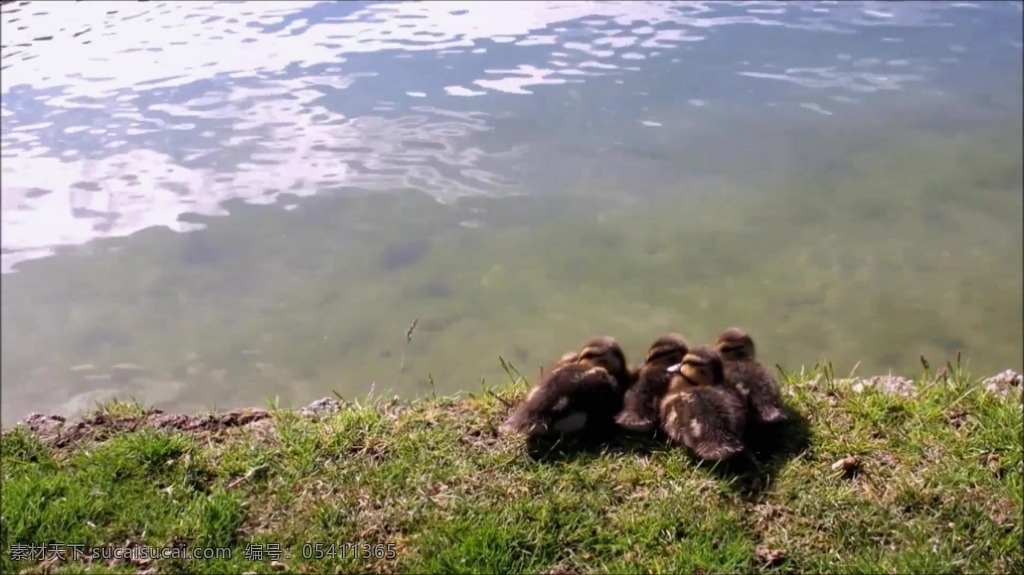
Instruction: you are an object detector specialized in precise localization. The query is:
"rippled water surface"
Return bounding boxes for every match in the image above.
[2,1,1022,423]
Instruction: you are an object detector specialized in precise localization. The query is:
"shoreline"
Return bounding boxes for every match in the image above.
[4,367,1020,438]
[2,364,1021,574]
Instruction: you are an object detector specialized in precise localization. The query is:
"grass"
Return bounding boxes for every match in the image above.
[1,359,1021,575]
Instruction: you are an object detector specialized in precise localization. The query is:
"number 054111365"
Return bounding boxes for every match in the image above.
[301,543,397,560]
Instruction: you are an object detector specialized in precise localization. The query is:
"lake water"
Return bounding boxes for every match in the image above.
[1,0,1021,424]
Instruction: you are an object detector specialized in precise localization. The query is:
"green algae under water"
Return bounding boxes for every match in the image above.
[1,118,1021,423]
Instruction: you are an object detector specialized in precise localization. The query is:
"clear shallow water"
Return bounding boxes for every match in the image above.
[1,1,1021,424]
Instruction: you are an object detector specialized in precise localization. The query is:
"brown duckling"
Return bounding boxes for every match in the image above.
[615,332,690,433]
[500,336,633,438]
[714,327,786,425]
[660,345,747,462]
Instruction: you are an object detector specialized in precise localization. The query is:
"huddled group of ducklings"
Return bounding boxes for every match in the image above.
[499,328,786,462]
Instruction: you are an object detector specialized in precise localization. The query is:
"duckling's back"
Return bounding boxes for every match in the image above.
[500,363,622,437]
[617,363,674,432]
[722,359,786,424]
[660,385,747,462]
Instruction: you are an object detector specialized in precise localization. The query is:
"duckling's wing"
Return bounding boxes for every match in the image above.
[750,362,786,423]
[729,361,786,424]
[499,378,559,435]
[658,391,693,447]
[554,365,622,428]
[500,364,617,436]
[616,368,670,432]
[705,386,748,438]
[663,388,745,462]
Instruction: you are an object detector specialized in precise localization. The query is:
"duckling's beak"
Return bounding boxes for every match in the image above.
[666,363,682,373]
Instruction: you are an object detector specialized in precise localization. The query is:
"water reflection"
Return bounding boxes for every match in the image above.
[1,0,1021,423]
[2,99,519,272]
[4,4,1018,261]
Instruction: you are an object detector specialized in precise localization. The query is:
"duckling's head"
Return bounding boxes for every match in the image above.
[575,336,629,382]
[666,345,725,387]
[714,327,756,361]
[644,332,690,368]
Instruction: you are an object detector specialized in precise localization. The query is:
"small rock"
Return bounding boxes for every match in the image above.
[831,455,862,478]
[299,397,344,418]
[985,452,1002,477]
[23,412,66,428]
[983,370,1022,400]
[755,546,787,567]
[851,375,917,398]
[148,413,193,430]
[873,375,916,397]
[270,560,287,571]
[944,409,970,429]
[378,237,430,271]
[17,413,66,441]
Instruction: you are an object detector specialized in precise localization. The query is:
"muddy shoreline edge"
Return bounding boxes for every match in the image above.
[5,369,1020,449]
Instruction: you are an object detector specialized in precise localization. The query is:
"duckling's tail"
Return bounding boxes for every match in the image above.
[498,410,550,437]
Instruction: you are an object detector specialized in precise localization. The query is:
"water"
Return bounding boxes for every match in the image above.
[1,1,1021,425]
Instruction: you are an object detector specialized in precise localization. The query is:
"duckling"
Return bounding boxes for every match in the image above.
[660,345,747,462]
[714,327,786,425]
[543,340,634,386]
[500,336,632,438]
[579,335,634,391]
[615,333,690,433]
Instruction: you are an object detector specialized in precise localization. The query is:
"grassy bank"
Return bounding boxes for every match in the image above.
[2,361,1021,574]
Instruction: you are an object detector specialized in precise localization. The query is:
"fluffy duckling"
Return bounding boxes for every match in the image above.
[500,336,632,438]
[615,333,690,433]
[714,327,786,425]
[660,345,747,462]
